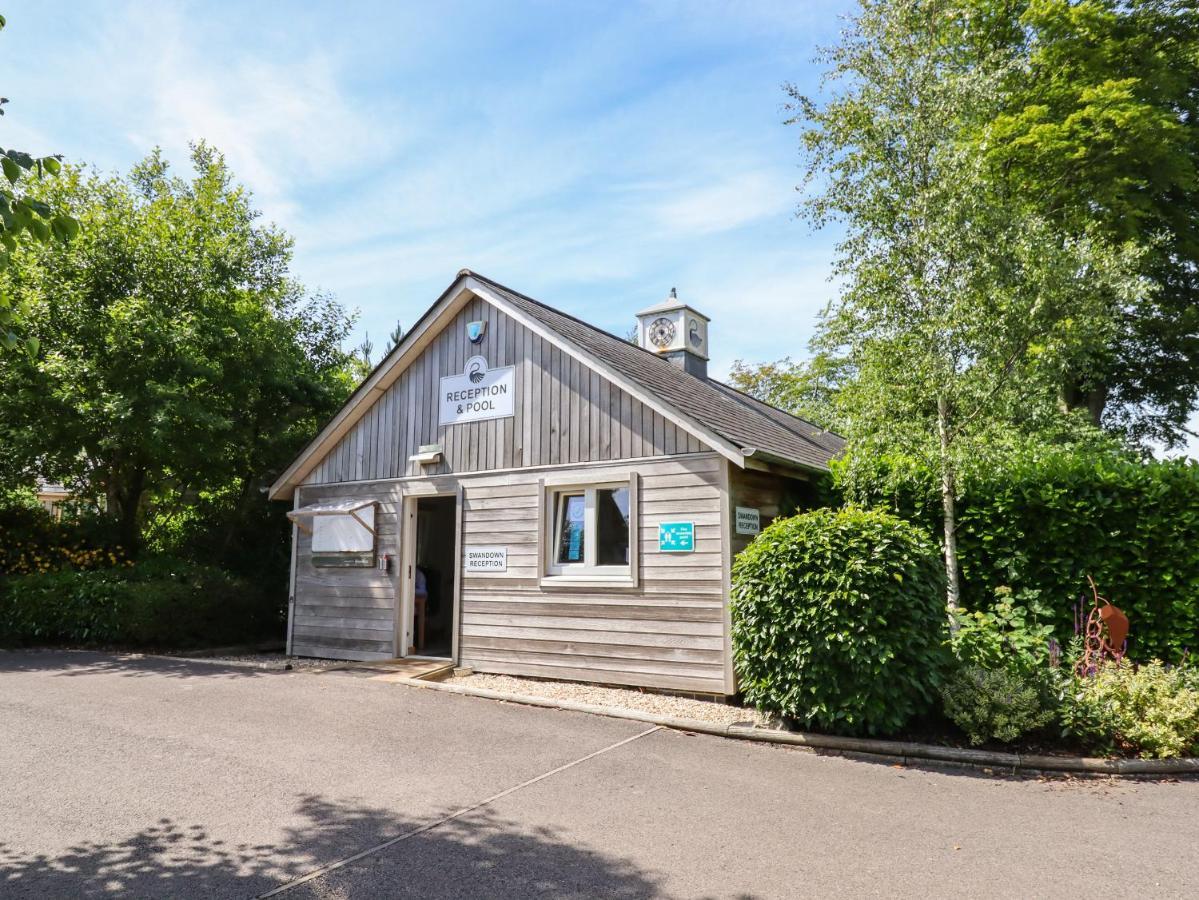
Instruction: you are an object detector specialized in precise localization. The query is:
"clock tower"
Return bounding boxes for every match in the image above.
[635,289,710,379]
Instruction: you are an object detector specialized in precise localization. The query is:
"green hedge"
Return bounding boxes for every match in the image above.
[842,449,1199,662]
[0,556,282,650]
[730,507,949,736]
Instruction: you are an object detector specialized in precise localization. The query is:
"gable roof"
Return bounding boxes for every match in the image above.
[472,273,844,472]
[269,271,843,499]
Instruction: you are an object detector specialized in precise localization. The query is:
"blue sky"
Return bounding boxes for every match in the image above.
[6,0,1195,453]
[3,0,854,378]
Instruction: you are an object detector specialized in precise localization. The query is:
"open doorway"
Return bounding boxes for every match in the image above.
[410,495,457,659]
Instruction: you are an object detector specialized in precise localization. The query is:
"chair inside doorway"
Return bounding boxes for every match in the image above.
[413,495,456,658]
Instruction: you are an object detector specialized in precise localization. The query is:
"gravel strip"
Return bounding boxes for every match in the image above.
[447,672,775,727]
[170,653,340,671]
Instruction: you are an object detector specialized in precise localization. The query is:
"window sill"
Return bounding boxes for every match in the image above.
[540,574,638,589]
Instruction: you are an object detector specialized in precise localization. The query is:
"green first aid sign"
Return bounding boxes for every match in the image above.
[657,521,695,553]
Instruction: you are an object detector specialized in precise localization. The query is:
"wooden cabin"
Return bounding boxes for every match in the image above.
[269,271,843,694]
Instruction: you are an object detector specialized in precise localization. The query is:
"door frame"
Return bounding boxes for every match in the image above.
[397,486,463,662]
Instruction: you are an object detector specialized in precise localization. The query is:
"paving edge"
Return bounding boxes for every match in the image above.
[387,676,1199,777]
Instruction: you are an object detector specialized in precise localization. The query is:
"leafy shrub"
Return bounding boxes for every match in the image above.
[731,507,948,736]
[0,556,282,649]
[839,446,1199,661]
[0,496,126,576]
[1060,660,1199,759]
[948,587,1055,675]
[941,665,1056,745]
[942,588,1058,744]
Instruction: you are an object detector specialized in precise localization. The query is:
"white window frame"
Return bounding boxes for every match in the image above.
[540,473,639,586]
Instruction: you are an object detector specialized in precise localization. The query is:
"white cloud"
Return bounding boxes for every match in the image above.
[649,170,792,236]
[68,2,405,224]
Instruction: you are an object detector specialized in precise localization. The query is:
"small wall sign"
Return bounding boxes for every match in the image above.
[439,356,515,426]
[657,521,695,553]
[464,546,508,573]
[735,506,761,536]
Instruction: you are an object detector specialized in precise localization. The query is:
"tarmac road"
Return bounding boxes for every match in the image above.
[1,650,1195,898]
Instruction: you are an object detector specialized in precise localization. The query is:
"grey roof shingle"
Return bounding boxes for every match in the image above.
[473,272,845,472]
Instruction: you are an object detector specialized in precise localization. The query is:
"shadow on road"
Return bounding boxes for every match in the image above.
[0,794,681,899]
[0,649,286,679]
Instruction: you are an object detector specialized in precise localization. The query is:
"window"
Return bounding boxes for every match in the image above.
[546,481,634,579]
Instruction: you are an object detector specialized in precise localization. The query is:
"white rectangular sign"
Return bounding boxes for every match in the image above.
[439,356,515,426]
[735,506,761,536]
[312,508,376,552]
[464,546,508,573]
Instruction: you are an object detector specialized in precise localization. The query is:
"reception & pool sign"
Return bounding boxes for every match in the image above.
[439,356,515,425]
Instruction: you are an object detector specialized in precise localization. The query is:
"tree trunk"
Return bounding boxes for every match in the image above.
[108,464,146,556]
[937,395,961,614]
[1059,378,1108,427]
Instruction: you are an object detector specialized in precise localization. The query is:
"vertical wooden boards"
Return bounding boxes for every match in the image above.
[302,299,713,486]
[290,481,401,661]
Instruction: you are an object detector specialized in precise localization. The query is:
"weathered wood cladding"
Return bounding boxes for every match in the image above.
[728,465,814,558]
[456,455,728,692]
[304,296,705,486]
[290,456,730,691]
[291,480,401,661]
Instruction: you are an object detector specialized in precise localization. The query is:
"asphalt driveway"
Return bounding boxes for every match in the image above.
[0,651,1195,899]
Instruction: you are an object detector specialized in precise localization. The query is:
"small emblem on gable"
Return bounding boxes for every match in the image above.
[466,355,487,383]
[467,320,487,344]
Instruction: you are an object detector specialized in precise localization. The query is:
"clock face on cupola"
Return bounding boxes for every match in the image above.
[648,316,676,349]
[635,289,710,376]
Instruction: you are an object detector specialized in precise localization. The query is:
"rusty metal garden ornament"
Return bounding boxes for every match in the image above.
[1074,575,1129,677]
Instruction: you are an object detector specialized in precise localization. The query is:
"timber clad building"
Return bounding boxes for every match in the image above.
[270,271,843,694]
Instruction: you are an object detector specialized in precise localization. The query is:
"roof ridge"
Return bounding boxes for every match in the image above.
[466,270,700,367]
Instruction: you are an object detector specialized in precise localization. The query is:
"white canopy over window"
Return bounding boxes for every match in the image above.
[287,499,377,546]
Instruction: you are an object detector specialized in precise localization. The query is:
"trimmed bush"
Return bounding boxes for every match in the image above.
[0,556,282,650]
[1060,660,1199,759]
[731,507,948,736]
[841,448,1199,661]
[941,665,1055,745]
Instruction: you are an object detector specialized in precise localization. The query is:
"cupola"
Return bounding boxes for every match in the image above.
[635,288,710,379]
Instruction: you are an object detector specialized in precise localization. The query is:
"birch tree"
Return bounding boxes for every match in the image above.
[794,1,1145,610]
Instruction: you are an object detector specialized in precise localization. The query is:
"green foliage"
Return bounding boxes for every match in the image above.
[727,353,850,434]
[0,145,356,555]
[942,587,1058,745]
[941,665,1056,746]
[980,0,1199,444]
[790,0,1199,448]
[730,507,949,736]
[788,0,1147,609]
[0,16,80,355]
[844,446,1199,662]
[948,588,1056,675]
[0,557,279,650]
[1061,661,1199,759]
[0,495,126,576]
